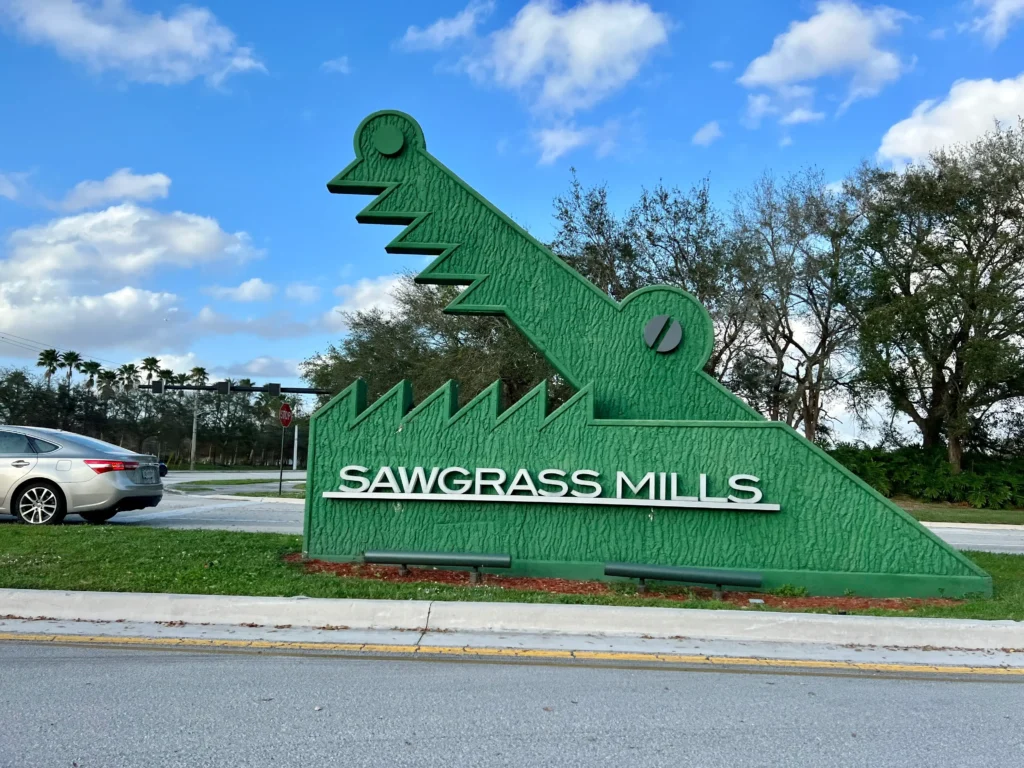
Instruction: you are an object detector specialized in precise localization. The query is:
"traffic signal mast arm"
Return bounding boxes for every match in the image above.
[145,381,331,396]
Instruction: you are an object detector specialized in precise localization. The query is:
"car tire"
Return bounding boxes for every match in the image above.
[80,509,118,524]
[14,481,67,526]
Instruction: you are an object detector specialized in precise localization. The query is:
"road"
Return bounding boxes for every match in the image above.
[1,642,1020,768]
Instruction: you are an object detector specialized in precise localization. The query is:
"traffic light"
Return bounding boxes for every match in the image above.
[213,380,231,395]
[150,379,165,394]
[265,382,281,397]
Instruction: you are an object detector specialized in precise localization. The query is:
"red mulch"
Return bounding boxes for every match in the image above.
[285,554,962,612]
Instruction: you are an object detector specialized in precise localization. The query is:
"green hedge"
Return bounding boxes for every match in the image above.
[829,446,1024,510]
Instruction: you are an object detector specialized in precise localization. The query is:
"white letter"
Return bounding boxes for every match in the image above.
[475,468,507,495]
[537,469,569,497]
[506,468,539,496]
[670,473,697,501]
[617,471,655,500]
[368,466,400,493]
[398,466,440,494]
[339,465,370,492]
[571,469,602,498]
[728,474,763,504]
[439,467,472,494]
[699,473,727,503]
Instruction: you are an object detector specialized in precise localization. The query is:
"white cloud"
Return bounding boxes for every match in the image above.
[877,73,1024,165]
[691,121,723,147]
[968,0,1024,45]
[710,60,733,72]
[224,356,300,379]
[2,203,259,283]
[194,307,312,339]
[285,282,321,303]
[204,278,276,302]
[739,1,906,120]
[0,173,18,200]
[321,56,350,74]
[469,0,669,114]
[322,275,403,331]
[61,168,171,211]
[780,107,826,125]
[0,0,264,86]
[0,281,194,355]
[534,121,618,164]
[400,0,495,50]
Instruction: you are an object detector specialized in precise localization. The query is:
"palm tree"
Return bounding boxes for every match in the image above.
[79,361,103,390]
[97,369,118,397]
[59,350,83,385]
[158,368,174,381]
[140,356,161,385]
[37,349,60,388]
[117,363,140,391]
[189,367,209,386]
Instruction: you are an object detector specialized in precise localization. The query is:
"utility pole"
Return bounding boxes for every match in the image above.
[293,424,299,470]
[190,389,198,471]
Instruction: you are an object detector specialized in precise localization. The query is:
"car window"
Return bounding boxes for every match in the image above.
[0,431,33,455]
[63,434,129,454]
[30,438,60,453]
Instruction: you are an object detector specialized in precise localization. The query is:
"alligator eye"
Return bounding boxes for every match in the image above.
[373,124,406,157]
[643,314,683,354]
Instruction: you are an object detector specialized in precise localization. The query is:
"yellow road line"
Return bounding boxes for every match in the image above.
[1,631,1021,676]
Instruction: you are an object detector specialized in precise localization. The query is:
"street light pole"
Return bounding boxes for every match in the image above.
[190,390,198,472]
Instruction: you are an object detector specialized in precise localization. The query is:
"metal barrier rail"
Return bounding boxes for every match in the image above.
[364,550,512,584]
[604,562,763,598]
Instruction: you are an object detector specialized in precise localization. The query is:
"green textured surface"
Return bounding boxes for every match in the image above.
[306,111,991,598]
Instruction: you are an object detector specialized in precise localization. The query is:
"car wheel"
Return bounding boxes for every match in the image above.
[14,482,66,526]
[79,509,118,524]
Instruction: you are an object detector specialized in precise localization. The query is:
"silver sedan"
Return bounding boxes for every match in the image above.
[0,427,163,525]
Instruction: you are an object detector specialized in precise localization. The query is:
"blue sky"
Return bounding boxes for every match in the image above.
[1,0,1023,389]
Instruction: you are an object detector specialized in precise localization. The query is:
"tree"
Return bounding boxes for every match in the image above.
[116,363,140,391]
[189,367,209,386]
[37,349,60,388]
[550,172,755,381]
[850,120,1024,471]
[302,275,570,407]
[731,171,864,440]
[58,350,83,385]
[140,357,161,385]
[96,369,118,396]
[79,361,103,390]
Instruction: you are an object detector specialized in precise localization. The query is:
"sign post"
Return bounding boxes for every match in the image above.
[278,403,293,496]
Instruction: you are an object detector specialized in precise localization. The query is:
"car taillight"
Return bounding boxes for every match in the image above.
[84,460,140,474]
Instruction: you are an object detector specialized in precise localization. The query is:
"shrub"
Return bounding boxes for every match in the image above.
[829,445,1024,509]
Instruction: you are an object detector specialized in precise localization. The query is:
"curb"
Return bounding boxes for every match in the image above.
[194,494,306,505]
[1,588,1021,651]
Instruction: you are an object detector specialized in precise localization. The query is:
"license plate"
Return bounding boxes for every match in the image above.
[142,467,157,484]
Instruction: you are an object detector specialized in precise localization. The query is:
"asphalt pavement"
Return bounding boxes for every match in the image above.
[2,641,1022,768]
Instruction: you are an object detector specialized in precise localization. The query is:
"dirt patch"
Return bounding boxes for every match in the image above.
[286,555,963,613]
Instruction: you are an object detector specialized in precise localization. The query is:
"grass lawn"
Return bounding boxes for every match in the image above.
[0,526,1020,620]
[896,497,1024,526]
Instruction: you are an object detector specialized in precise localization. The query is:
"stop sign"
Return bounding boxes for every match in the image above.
[279,403,293,428]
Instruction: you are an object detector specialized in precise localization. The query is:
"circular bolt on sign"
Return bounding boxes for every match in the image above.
[279,403,293,428]
[643,315,683,354]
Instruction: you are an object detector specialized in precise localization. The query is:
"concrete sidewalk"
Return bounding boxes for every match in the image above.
[1,588,1021,674]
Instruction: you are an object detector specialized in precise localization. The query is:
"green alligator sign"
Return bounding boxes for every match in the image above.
[304,110,990,598]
